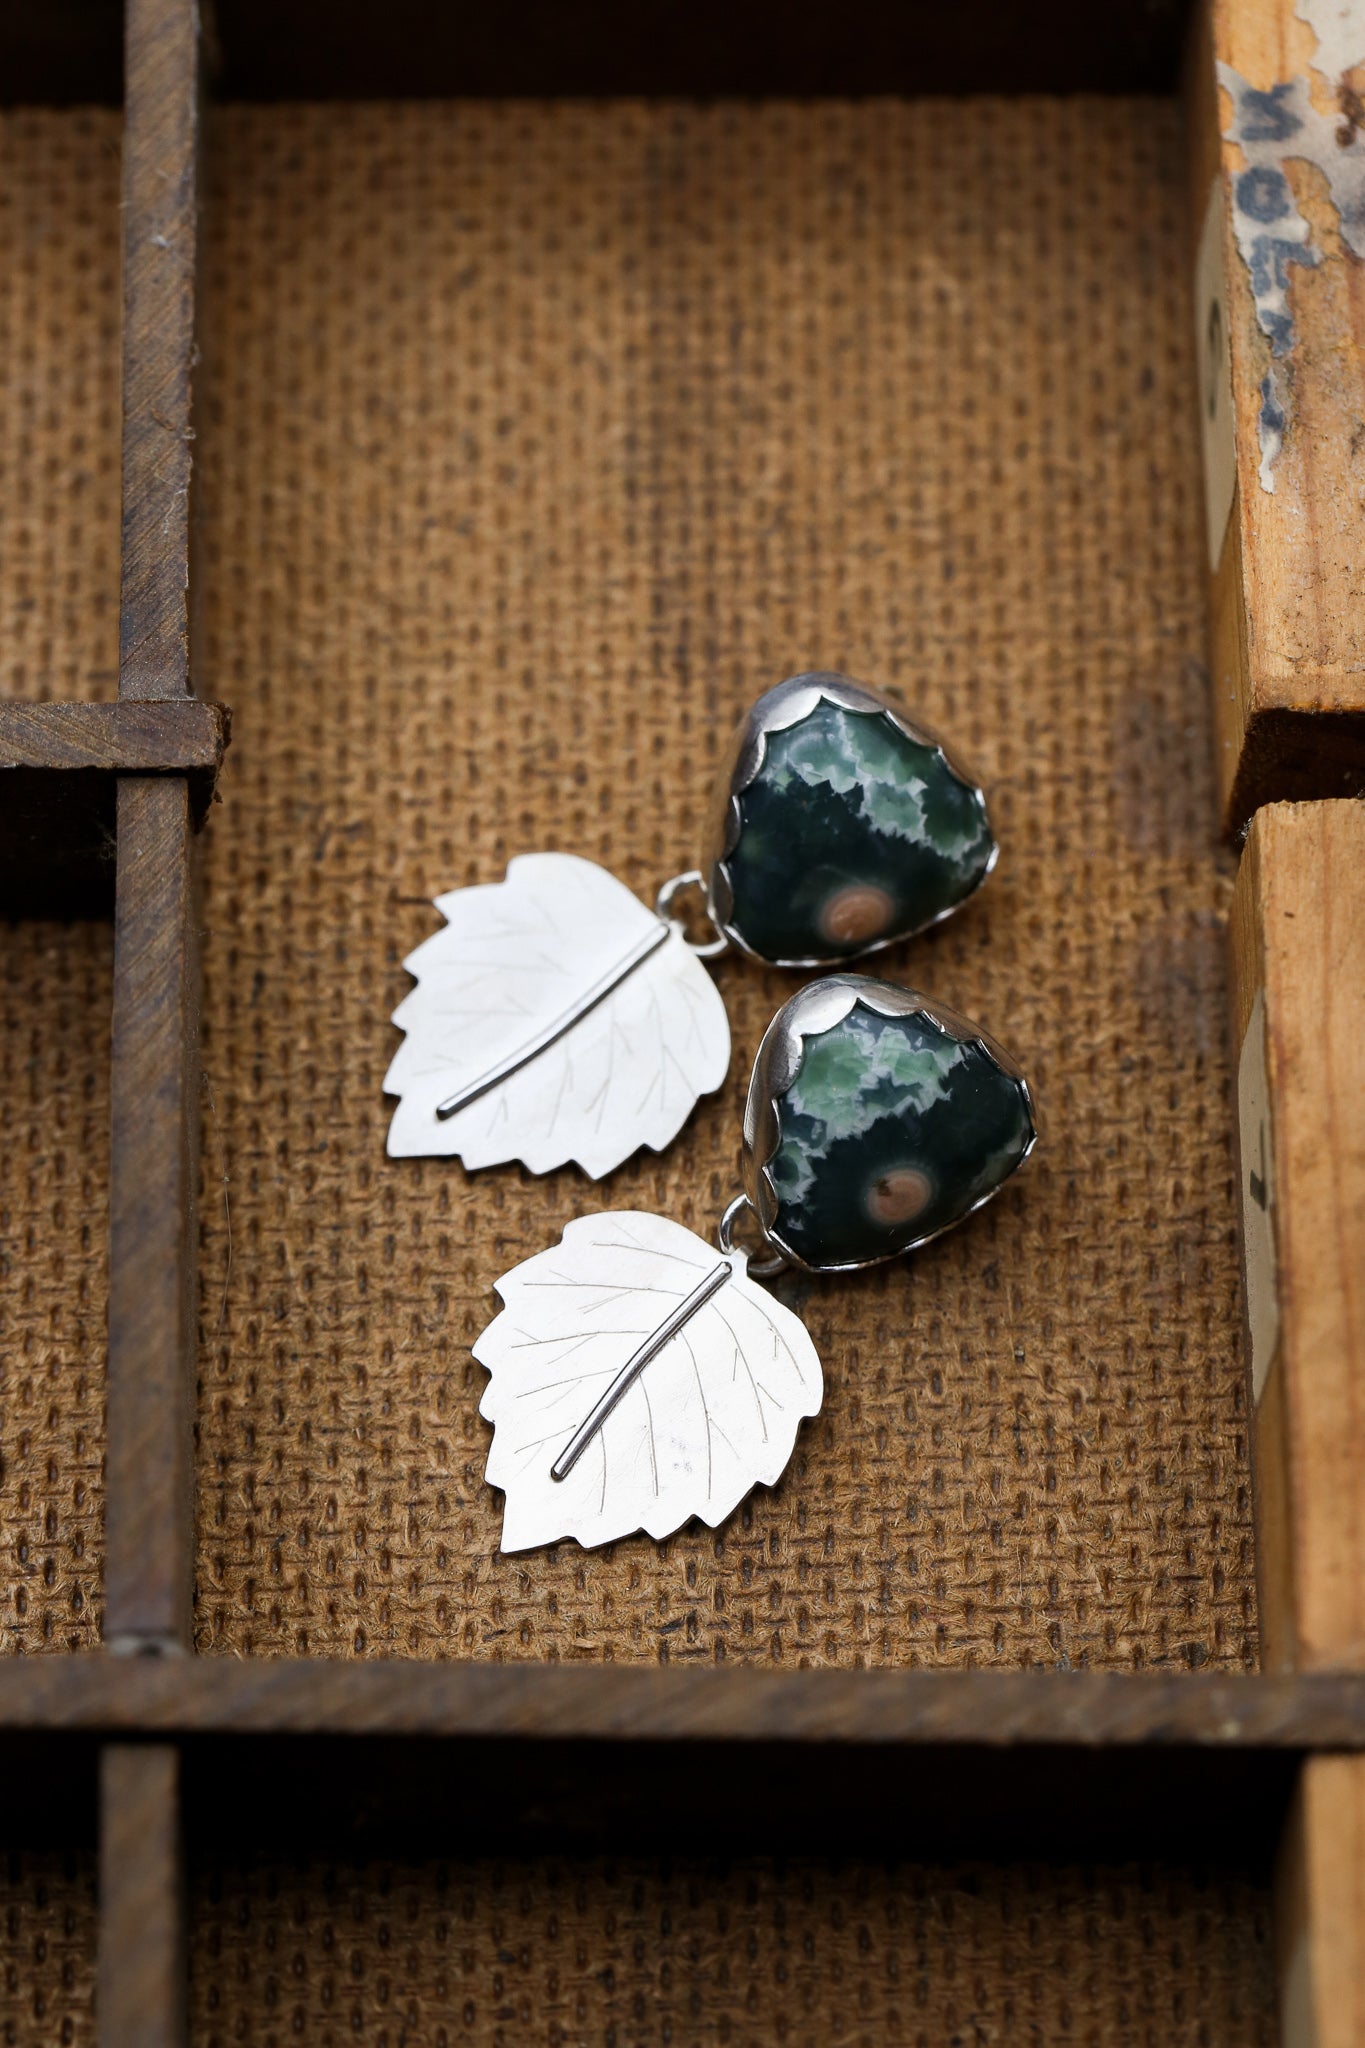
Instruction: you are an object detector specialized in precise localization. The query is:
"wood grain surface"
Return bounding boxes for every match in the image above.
[1188,0,1365,824]
[118,0,201,704]
[0,1659,1359,1865]
[1275,1756,1365,2048]
[1229,804,1365,1670]
[0,702,225,916]
[0,699,227,778]
[105,0,206,1655]
[106,778,201,1651]
[0,1656,1363,1747]
[97,1746,184,2048]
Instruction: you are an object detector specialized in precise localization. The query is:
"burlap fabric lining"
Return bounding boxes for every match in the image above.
[0,1851,97,2048]
[186,1855,1274,2048]
[0,110,118,1658]
[191,98,1251,1670]
[0,97,1254,1668]
[0,89,1269,2048]
[0,1849,1274,2048]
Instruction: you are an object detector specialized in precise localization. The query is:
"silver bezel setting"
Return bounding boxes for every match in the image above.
[742,973,1042,1274]
[703,672,999,969]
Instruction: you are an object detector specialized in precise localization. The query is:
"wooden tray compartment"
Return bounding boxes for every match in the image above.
[191,88,1253,1672]
[2,2,1364,2043]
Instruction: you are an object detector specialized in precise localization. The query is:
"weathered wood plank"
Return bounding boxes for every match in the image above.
[0,700,227,779]
[2,1657,1365,1748]
[105,778,201,1651]
[97,1745,184,2048]
[1229,803,1365,1671]
[1275,1757,1365,2048]
[105,0,206,1658]
[0,700,227,770]
[119,0,203,703]
[1,1660,1361,1859]
[0,702,226,912]
[1187,0,1365,826]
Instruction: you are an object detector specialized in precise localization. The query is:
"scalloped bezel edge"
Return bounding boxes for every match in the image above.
[741,973,1041,1273]
[704,673,999,969]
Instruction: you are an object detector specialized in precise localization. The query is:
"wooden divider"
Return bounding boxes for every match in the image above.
[1229,803,1365,1672]
[1191,0,1365,2013]
[1275,1758,1365,2048]
[0,699,227,914]
[105,0,205,1656]
[98,1747,185,2048]
[97,0,205,2037]
[1186,0,1365,827]
[1228,801,1365,2048]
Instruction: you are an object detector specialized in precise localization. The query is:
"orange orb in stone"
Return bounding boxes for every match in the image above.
[864,1166,934,1229]
[817,882,896,948]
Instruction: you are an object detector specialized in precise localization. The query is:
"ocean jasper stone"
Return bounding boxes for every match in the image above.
[723,700,994,963]
[766,1003,1033,1268]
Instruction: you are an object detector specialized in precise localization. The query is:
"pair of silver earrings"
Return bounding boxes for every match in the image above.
[384,673,1039,1553]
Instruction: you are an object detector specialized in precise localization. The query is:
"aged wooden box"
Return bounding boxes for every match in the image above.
[1,1,1363,2041]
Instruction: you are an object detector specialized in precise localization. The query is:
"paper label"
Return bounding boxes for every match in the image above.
[1195,178,1237,572]
[1237,989,1280,1403]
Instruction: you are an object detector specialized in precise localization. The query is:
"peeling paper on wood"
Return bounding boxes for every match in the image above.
[1218,0,1365,488]
[1237,990,1280,1405]
[1194,180,1237,569]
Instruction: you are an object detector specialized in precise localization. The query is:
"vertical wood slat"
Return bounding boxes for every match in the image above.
[103,8,205,2030]
[119,0,202,703]
[1228,802,1365,1671]
[98,1745,186,2048]
[1275,1758,1365,2048]
[1229,803,1365,2048]
[105,0,205,1658]
[106,780,201,1650]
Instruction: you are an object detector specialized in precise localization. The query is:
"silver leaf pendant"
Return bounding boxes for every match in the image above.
[384,854,731,1178]
[473,1210,823,1552]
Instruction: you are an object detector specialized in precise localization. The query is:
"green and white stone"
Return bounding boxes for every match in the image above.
[765,1003,1033,1268]
[724,701,994,963]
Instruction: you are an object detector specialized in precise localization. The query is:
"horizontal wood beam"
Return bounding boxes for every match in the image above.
[0,699,228,789]
[0,701,228,915]
[2,1660,1361,1861]
[2,1658,1365,1748]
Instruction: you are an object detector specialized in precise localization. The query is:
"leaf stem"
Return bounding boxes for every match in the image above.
[436,919,671,1120]
[550,1258,733,1481]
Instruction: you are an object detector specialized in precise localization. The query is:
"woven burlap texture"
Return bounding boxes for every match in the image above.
[0,109,119,1658]
[0,110,120,706]
[0,88,1268,2048]
[189,1854,1274,2048]
[191,96,1252,1670]
[0,1850,96,2048]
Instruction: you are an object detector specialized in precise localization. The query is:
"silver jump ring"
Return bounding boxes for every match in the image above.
[654,870,730,959]
[717,1194,788,1279]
